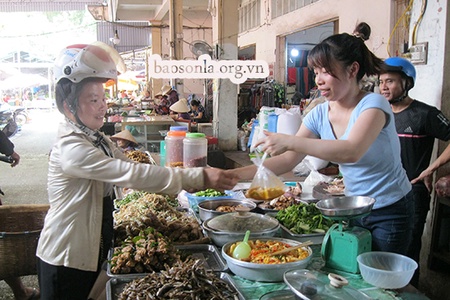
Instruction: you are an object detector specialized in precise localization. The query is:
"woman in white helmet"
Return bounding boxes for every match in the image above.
[36,42,238,299]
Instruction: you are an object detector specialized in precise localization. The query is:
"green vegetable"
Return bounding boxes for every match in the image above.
[275,203,335,234]
[194,189,226,197]
[114,191,147,209]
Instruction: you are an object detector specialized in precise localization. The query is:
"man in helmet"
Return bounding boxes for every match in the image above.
[36,43,238,299]
[379,56,450,288]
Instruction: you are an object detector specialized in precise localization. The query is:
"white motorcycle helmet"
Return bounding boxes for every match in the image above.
[54,41,126,84]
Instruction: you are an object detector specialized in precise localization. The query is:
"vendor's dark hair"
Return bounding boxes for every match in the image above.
[353,22,371,41]
[307,33,384,82]
[55,78,105,115]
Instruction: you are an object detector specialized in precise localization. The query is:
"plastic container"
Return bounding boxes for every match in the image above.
[183,133,207,168]
[165,130,186,167]
[357,251,418,289]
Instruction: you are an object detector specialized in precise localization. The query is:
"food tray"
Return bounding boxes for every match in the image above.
[176,244,228,272]
[265,212,325,245]
[107,243,224,278]
[278,224,325,245]
[106,272,245,300]
[312,182,345,200]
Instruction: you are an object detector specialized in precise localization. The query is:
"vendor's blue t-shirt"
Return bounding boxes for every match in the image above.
[303,93,411,209]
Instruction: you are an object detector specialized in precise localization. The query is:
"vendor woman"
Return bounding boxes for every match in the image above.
[226,32,413,255]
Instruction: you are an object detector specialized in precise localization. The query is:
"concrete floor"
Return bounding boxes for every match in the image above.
[1,109,450,299]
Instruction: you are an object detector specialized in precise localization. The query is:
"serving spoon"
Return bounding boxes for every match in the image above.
[269,240,313,256]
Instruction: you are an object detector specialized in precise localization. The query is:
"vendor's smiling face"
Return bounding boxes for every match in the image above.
[76,81,107,130]
[313,60,358,101]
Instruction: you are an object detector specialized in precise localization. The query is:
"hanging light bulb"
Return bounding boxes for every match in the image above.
[110,30,120,45]
[290,48,299,57]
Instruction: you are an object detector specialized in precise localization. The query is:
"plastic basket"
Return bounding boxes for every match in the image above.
[0,204,49,280]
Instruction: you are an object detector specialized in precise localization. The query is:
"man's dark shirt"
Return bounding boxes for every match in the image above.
[394,100,450,180]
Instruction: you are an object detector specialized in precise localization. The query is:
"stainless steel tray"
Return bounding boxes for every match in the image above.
[266,212,325,245]
[278,223,325,245]
[176,244,228,272]
[106,272,245,300]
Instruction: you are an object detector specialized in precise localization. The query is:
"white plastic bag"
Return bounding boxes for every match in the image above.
[293,155,329,176]
[302,159,334,193]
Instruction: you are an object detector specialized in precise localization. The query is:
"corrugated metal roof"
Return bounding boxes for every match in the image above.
[0,1,103,12]
[97,21,151,54]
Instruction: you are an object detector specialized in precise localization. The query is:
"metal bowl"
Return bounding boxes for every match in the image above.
[222,237,312,282]
[198,199,257,222]
[202,212,280,247]
[315,196,375,218]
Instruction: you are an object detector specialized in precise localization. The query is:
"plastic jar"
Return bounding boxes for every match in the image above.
[183,133,208,168]
[165,130,186,167]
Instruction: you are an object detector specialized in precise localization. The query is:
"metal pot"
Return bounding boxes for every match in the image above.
[202,212,279,247]
[198,199,256,222]
[222,237,312,282]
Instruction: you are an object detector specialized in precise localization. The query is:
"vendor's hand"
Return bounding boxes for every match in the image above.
[254,131,290,156]
[10,151,20,167]
[203,167,239,191]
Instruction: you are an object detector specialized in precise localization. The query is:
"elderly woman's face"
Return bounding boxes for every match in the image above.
[77,81,107,130]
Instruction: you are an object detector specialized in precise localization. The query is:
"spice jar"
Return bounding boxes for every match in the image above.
[183,133,207,168]
[165,129,186,167]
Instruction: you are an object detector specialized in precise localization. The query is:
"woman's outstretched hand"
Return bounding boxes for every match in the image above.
[203,167,240,191]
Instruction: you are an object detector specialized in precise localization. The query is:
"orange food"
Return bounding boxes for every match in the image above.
[228,240,309,264]
[246,187,285,200]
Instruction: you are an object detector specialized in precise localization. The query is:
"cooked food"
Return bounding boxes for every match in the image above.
[287,182,303,197]
[110,227,179,274]
[227,239,309,264]
[216,204,246,212]
[114,193,205,244]
[125,150,150,164]
[324,177,345,194]
[118,259,238,300]
[262,194,297,210]
[246,187,285,200]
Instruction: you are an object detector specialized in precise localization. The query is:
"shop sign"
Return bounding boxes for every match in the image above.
[148,54,269,84]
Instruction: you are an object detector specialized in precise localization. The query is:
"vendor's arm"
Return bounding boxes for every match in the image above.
[260,107,385,163]
[411,143,450,190]
[229,107,385,182]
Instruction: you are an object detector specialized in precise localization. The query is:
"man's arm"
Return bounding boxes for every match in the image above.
[411,143,450,190]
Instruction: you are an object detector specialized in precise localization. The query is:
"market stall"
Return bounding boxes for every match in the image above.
[106,178,429,300]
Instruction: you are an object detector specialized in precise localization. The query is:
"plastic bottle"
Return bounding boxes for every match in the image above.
[165,129,186,167]
[183,133,207,168]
